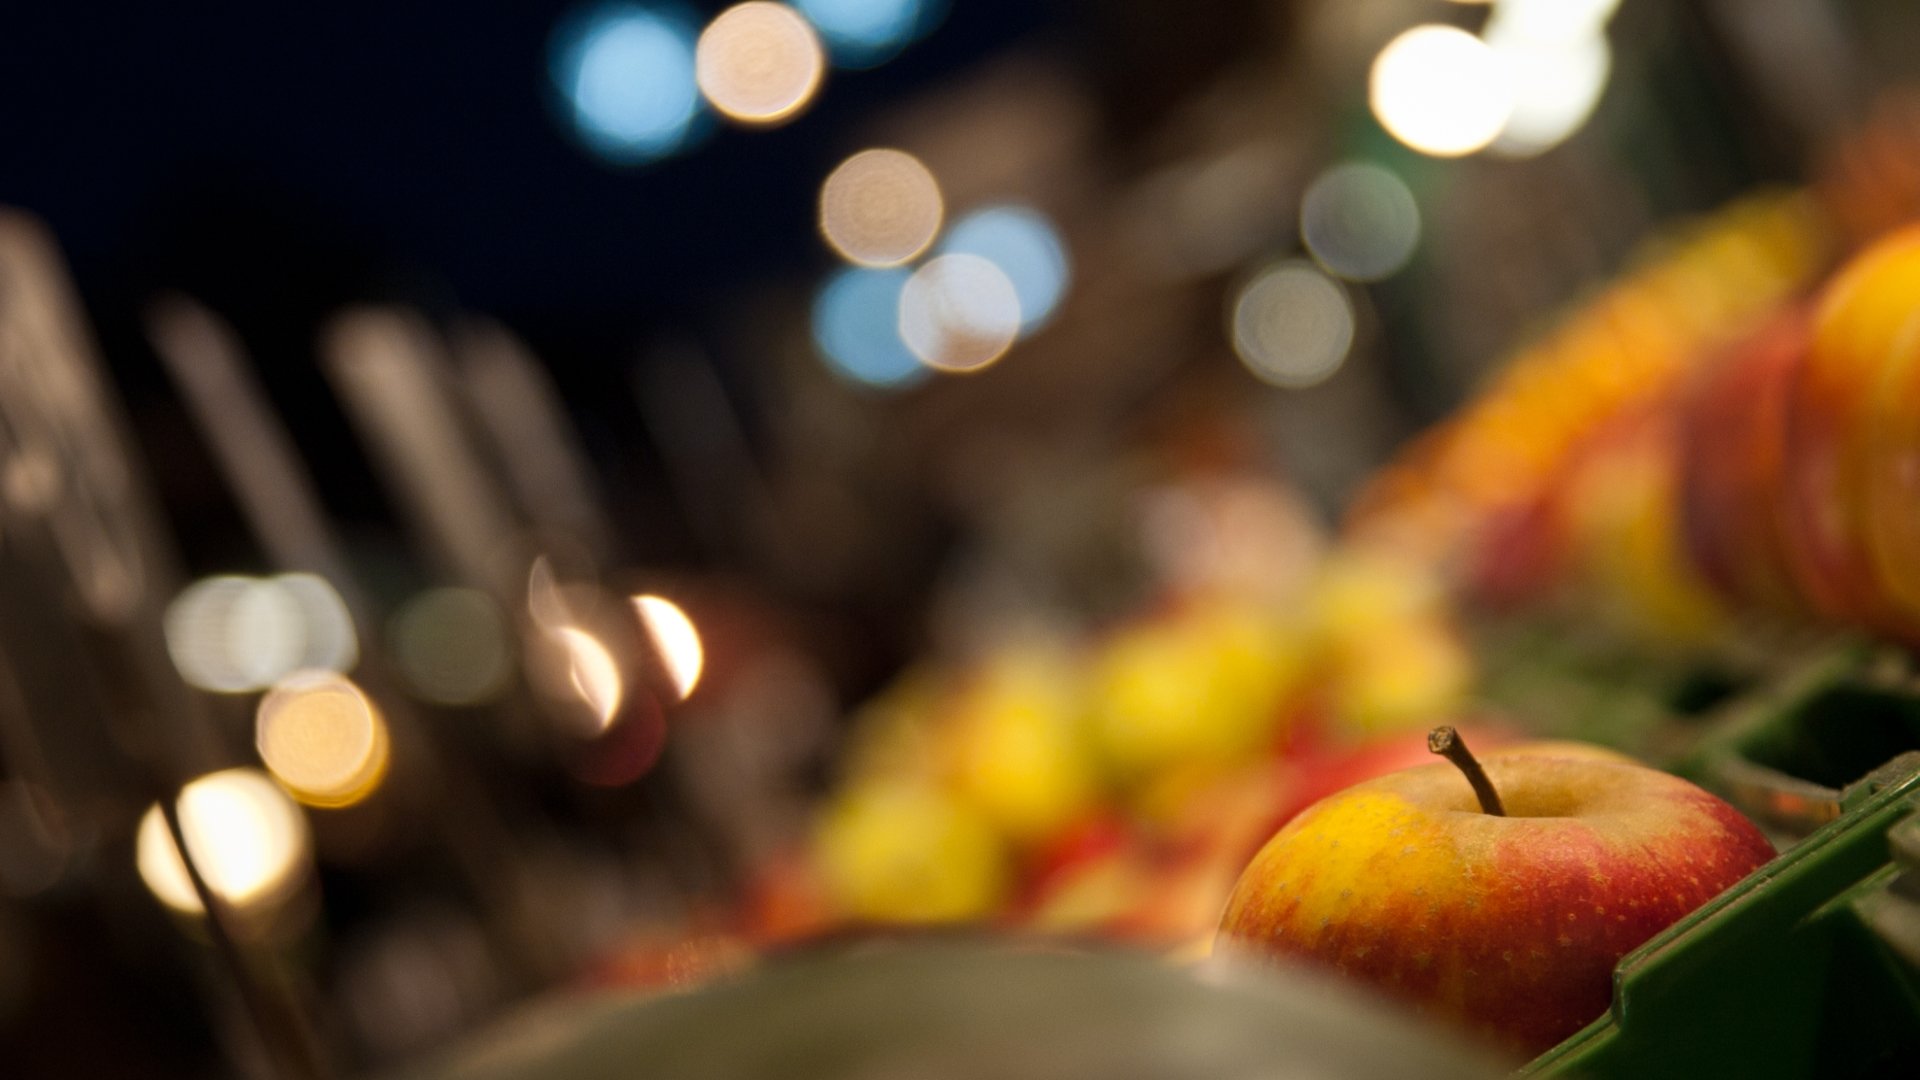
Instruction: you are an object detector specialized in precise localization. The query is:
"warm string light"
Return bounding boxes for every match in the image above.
[633,594,705,700]
[554,626,625,735]
[1370,25,1514,159]
[256,671,392,809]
[819,148,945,267]
[696,2,826,126]
[136,769,310,917]
[1369,1,1619,159]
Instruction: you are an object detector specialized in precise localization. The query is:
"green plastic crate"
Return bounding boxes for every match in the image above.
[1525,651,1920,1078]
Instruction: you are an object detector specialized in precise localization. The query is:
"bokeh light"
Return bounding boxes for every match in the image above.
[796,0,942,68]
[555,626,624,734]
[811,267,928,388]
[165,574,357,694]
[256,672,392,809]
[695,2,825,126]
[275,573,360,675]
[898,253,1022,373]
[1301,162,1421,282]
[1369,25,1515,158]
[389,588,515,706]
[1230,262,1356,389]
[1485,20,1612,157]
[165,576,298,693]
[551,3,704,164]
[632,594,704,700]
[136,768,310,916]
[819,148,944,267]
[1489,0,1620,43]
[938,205,1070,334]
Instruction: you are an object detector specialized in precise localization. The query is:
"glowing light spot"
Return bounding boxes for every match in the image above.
[1230,262,1355,388]
[136,769,309,916]
[165,576,302,693]
[1370,25,1515,158]
[797,0,942,67]
[898,253,1020,373]
[1301,162,1421,282]
[1486,26,1611,157]
[389,588,514,706]
[1489,0,1620,44]
[164,574,358,694]
[256,672,391,809]
[551,3,704,164]
[274,574,360,675]
[632,595,704,700]
[938,205,1069,334]
[819,148,943,267]
[696,2,825,125]
[811,267,927,388]
[555,627,624,733]
[527,555,572,632]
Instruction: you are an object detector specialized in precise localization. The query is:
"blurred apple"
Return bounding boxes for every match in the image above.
[1088,601,1302,787]
[814,779,1008,925]
[1782,223,1920,630]
[944,646,1099,847]
[1676,309,1809,615]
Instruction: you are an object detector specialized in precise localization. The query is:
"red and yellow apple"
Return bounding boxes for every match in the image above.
[1216,736,1774,1055]
[1782,223,1920,630]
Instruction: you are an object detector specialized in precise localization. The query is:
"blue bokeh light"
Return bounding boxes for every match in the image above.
[938,205,1070,335]
[812,267,929,389]
[550,4,704,164]
[796,0,947,69]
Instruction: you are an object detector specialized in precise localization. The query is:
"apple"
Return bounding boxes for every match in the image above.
[1252,723,1521,847]
[1675,308,1810,616]
[1216,729,1774,1055]
[1782,224,1920,630]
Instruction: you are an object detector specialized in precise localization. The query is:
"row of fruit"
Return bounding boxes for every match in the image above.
[1346,187,1832,586]
[1390,220,1920,651]
[798,545,1479,951]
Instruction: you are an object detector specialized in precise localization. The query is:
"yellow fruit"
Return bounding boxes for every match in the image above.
[1330,620,1472,735]
[1090,604,1299,781]
[814,779,1007,924]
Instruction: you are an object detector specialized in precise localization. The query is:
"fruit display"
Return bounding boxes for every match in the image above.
[803,553,1477,950]
[1347,189,1832,578]
[29,5,1920,1075]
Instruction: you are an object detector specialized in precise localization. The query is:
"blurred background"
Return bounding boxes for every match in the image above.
[4,0,1920,1076]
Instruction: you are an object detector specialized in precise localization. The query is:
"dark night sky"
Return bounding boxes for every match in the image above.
[0,2,1053,337]
[0,2,1066,569]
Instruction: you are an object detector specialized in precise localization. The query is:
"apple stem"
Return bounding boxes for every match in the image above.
[1428,726,1506,817]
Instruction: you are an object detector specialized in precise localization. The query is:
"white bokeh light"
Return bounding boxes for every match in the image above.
[136,769,310,916]
[1230,262,1356,389]
[1486,21,1612,157]
[1300,162,1421,282]
[937,205,1070,334]
[898,253,1022,373]
[1370,25,1516,158]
